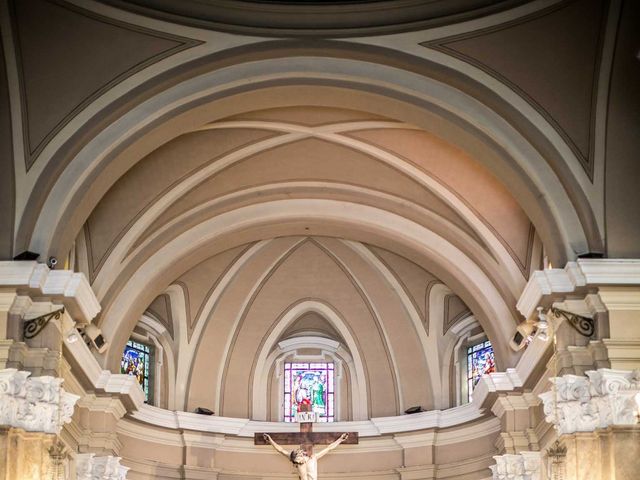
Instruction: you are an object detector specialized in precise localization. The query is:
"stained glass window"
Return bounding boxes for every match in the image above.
[284,362,334,422]
[467,340,495,402]
[121,340,152,403]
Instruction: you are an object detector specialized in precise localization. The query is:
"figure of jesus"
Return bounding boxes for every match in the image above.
[263,433,349,480]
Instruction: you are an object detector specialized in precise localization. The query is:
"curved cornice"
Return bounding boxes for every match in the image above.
[99,0,530,37]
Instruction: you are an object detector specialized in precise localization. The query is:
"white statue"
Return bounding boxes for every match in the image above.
[263,433,349,480]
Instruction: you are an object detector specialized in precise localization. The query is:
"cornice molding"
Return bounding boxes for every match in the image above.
[517,259,640,319]
[597,287,640,310]
[98,0,530,38]
[0,261,100,323]
[64,333,145,411]
[119,414,501,454]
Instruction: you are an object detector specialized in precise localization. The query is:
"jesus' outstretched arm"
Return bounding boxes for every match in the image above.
[263,434,290,458]
[315,433,348,460]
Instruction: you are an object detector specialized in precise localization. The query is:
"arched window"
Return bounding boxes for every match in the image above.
[283,362,335,422]
[466,340,495,402]
[121,340,155,404]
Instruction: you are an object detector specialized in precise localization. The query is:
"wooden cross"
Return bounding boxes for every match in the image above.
[254,404,358,455]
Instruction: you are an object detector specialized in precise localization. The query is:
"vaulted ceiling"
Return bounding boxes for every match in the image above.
[1,0,638,419]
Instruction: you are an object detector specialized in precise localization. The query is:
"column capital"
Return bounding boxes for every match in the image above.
[490,451,542,480]
[538,368,640,435]
[0,368,79,434]
[76,453,129,480]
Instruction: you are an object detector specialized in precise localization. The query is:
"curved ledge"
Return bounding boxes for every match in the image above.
[131,401,484,437]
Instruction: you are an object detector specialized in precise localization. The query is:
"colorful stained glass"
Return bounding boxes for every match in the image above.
[467,340,495,402]
[121,340,152,402]
[284,362,334,422]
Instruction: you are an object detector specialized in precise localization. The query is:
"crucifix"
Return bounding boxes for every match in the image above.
[255,404,358,480]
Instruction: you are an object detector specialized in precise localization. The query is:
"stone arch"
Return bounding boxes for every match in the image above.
[21,55,592,268]
[97,199,519,375]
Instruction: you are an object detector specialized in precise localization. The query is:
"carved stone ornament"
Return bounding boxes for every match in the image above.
[0,368,79,434]
[76,453,129,480]
[538,368,640,435]
[490,451,541,480]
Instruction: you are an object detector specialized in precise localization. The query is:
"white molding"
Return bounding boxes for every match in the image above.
[517,259,640,319]
[471,368,524,406]
[122,411,500,455]
[116,417,185,448]
[277,336,340,351]
[437,417,502,446]
[95,371,146,407]
[553,293,608,317]
[578,259,640,284]
[598,287,640,310]
[0,261,100,323]
[76,393,128,419]
[130,401,487,437]
[64,329,145,410]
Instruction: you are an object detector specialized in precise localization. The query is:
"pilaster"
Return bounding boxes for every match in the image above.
[0,427,58,480]
[561,427,640,480]
[75,394,127,455]
[491,393,540,454]
[598,286,640,369]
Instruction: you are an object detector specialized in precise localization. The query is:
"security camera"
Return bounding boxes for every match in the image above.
[510,322,536,351]
[48,256,58,269]
[65,329,80,344]
[80,323,108,353]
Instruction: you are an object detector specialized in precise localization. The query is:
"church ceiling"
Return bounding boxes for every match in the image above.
[8,0,200,168]
[0,37,13,260]
[135,235,485,416]
[426,0,609,179]
[81,105,535,292]
[145,292,174,339]
[3,0,634,408]
[169,236,441,417]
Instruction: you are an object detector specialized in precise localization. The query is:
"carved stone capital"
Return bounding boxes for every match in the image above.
[76,453,129,480]
[539,368,640,434]
[490,451,541,480]
[0,368,79,434]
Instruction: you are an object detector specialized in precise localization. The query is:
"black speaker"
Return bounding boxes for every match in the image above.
[195,407,214,415]
[13,251,40,261]
[404,406,424,414]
